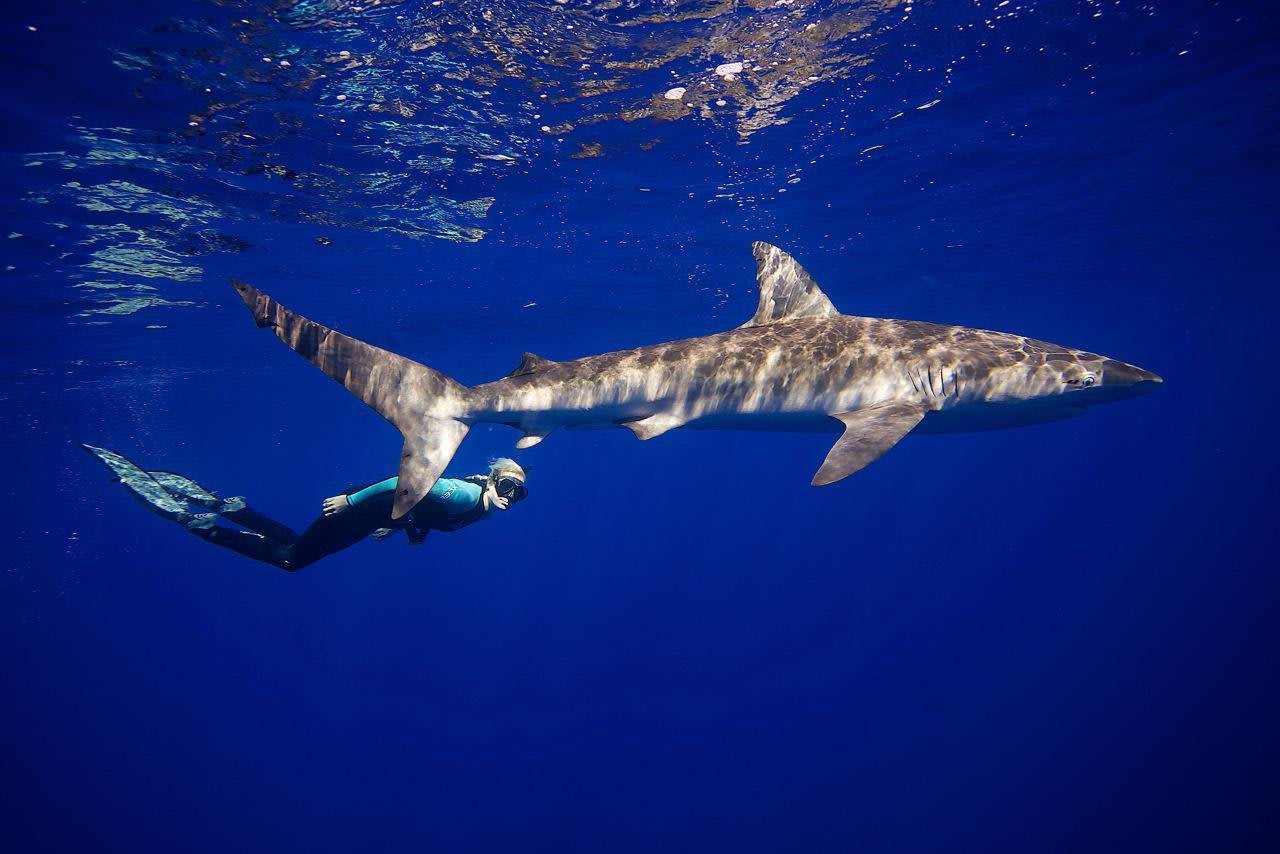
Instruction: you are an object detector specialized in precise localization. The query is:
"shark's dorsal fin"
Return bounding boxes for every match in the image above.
[741,242,839,328]
[506,352,557,378]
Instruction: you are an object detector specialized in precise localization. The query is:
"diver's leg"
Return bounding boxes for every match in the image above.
[146,474,300,543]
[180,510,375,573]
[215,497,300,544]
[181,493,389,572]
[285,498,391,569]
[183,516,294,570]
[141,464,299,540]
[85,445,314,571]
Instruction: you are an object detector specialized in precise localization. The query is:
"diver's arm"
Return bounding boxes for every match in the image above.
[349,476,398,505]
[327,475,475,517]
[324,476,398,515]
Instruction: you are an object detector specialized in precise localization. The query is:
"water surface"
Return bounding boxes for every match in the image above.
[2,1,1277,851]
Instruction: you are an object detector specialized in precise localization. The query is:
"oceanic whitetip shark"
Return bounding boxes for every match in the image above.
[232,243,1160,519]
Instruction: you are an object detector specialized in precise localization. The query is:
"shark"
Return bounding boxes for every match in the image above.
[231,243,1161,519]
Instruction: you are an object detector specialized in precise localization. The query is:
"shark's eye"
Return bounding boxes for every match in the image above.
[1082,375,1096,387]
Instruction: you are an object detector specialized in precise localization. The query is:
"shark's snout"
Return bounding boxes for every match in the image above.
[1096,359,1162,402]
[1130,377,1162,396]
[1102,360,1162,389]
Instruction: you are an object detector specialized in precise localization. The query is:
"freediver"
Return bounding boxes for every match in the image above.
[82,444,528,572]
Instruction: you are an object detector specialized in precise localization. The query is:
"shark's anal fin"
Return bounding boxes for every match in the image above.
[812,402,927,486]
[742,242,840,328]
[620,412,688,440]
[505,352,557,378]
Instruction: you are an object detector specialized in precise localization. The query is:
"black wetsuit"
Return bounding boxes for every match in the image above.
[193,479,488,571]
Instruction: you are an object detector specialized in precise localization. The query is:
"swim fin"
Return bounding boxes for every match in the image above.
[81,443,191,521]
[148,471,221,507]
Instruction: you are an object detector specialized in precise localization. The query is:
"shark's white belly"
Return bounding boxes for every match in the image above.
[916,399,1088,433]
[507,379,1086,436]
[490,369,923,433]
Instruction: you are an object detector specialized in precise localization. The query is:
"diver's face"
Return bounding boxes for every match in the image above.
[489,473,527,507]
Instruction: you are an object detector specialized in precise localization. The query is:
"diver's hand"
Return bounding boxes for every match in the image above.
[371,527,396,541]
[484,481,510,511]
[322,494,351,516]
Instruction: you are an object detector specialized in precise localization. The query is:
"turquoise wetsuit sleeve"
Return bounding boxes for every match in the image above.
[347,476,398,506]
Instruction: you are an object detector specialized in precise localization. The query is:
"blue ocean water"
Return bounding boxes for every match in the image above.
[2,0,1277,850]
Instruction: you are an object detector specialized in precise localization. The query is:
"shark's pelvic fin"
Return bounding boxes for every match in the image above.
[812,402,927,486]
[231,279,471,519]
[620,412,688,440]
[742,242,840,328]
[506,352,558,378]
[515,425,556,449]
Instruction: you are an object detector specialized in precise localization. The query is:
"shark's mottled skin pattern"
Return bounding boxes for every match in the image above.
[233,243,1160,518]
[468,318,1145,434]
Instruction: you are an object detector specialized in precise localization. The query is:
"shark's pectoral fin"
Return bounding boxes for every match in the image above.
[812,403,927,486]
[394,417,470,519]
[619,412,688,440]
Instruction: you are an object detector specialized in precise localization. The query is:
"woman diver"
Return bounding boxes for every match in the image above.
[82,444,528,572]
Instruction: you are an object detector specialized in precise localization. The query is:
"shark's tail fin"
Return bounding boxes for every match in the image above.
[232,279,470,520]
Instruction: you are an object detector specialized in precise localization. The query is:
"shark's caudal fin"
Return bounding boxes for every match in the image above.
[231,280,470,520]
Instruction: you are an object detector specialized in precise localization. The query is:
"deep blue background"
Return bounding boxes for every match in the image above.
[2,1,1277,851]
